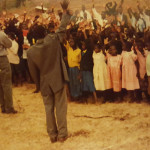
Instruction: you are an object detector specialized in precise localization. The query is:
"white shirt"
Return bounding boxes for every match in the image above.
[136,18,146,32]
[130,15,136,28]
[92,8,104,27]
[23,36,30,59]
[80,10,92,22]
[140,12,150,29]
[117,13,123,26]
[7,40,19,64]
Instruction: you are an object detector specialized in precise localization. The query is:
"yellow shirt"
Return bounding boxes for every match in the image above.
[64,41,81,68]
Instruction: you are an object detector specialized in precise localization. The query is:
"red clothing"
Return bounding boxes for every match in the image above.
[23,30,28,37]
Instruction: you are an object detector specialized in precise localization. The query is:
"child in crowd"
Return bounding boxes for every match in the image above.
[1,0,150,105]
[135,40,149,102]
[23,36,33,82]
[80,41,97,103]
[93,43,111,101]
[145,41,150,100]
[64,37,81,101]
[7,32,20,86]
[107,42,122,101]
[121,41,140,102]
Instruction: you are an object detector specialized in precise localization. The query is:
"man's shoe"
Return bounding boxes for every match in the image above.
[5,109,18,114]
[57,136,68,143]
[50,137,57,143]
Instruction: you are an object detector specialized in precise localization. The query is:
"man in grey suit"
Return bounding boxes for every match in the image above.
[27,0,71,143]
[0,30,17,114]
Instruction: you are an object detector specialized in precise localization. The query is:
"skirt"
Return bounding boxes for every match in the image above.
[81,71,95,92]
[68,67,81,98]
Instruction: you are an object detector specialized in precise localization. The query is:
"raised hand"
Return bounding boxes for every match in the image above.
[60,0,70,11]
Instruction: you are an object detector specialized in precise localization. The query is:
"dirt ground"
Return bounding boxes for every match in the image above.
[0,84,150,150]
[6,0,150,16]
[1,0,150,150]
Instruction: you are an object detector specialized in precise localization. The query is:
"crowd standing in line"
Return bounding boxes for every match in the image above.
[0,0,150,104]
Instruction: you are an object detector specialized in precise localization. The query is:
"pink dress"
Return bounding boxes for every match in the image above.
[121,51,140,90]
[107,54,122,92]
[136,49,146,79]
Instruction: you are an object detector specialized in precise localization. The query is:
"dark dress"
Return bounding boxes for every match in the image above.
[80,39,95,92]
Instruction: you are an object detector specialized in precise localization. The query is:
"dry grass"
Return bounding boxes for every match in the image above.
[0,84,150,150]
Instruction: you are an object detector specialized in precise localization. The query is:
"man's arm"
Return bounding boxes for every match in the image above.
[56,0,71,42]
[0,32,12,48]
[56,13,71,33]
[27,54,40,92]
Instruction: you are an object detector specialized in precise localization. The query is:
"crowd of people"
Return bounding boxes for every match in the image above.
[0,0,150,104]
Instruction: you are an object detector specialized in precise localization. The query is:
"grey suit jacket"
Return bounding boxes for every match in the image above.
[0,31,12,56]
[27,14,70,95]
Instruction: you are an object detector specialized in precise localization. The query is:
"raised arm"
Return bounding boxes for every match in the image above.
[113,1,117,9]
[137,1,143,15]
[127,7,134,19]
[105,2,111,11]
[56,0,71,42]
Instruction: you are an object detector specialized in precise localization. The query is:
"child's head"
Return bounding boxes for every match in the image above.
[134,12,140,20]
[69,38,75,47]
[48,21,55,32]
[126,27,135,39]
[109,40,122,55]
[33,25,46,39]
[146,41,150,51]
[123,41,133,52]
[81,41,86,50]
[110,45,117,56]
[135,39,145,52]
[69,37,77,49]
[94,43,101,53]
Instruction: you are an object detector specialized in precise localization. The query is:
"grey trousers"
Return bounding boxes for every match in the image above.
[42,86,68,139]
[0,56,14,112]
[148,76,150,95]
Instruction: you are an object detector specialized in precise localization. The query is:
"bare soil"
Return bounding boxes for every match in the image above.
[1,1,150,149]
[0,84,150,150]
